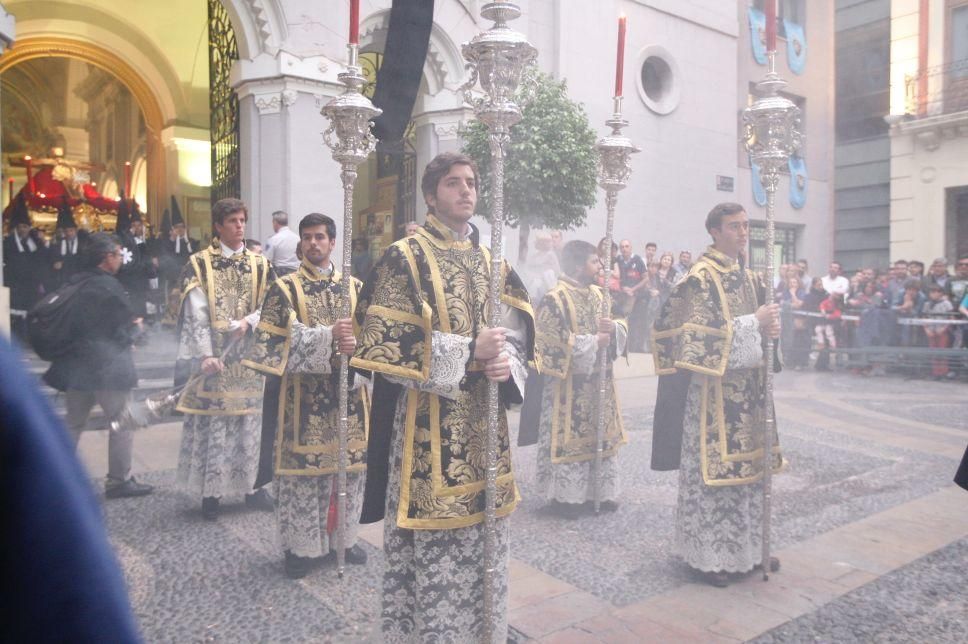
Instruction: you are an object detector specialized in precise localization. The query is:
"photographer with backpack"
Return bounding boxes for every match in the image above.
[39,232,153,499]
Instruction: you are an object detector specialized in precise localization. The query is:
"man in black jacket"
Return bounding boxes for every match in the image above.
[43,232,153,498]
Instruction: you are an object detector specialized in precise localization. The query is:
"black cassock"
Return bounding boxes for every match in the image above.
[45,235,85,291]
[158,236,198,289]
[3,232,46,315]
[116,233,155,318]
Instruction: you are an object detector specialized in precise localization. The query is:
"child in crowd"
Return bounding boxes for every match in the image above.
[923,284,955,378]
[815,292,843,371]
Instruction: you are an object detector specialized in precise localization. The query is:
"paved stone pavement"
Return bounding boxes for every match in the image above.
[74,354,968,642]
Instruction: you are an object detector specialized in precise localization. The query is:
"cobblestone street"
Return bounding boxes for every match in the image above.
[73,353,968,643]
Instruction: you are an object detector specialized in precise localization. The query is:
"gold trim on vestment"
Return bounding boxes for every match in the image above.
[545,282,627,465]
[259,272,369,476]
[652,249,783,486]
[398,394,518,528]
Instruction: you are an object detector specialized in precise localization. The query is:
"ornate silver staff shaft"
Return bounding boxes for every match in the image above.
[742,49,801,582]
[460,4,536,640]
[593,98,638,514]
[321,42,381,580]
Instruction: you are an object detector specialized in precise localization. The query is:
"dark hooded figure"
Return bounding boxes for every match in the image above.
[3,193,46,340]
[160,196,198,283]
[46,198,85,291]
[115,198,155,319]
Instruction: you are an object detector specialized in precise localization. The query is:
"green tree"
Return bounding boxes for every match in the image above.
[462,73,598,263]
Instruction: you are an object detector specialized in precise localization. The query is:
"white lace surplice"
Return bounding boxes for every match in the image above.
[381,307,526,644]
[274,322,366,558]
[675,313,765,573]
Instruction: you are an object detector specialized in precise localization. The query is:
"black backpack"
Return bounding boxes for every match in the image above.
[26,275,93,361]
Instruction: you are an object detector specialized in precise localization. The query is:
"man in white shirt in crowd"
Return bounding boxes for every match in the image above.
[821,261,850,296]
[264,210,300,275]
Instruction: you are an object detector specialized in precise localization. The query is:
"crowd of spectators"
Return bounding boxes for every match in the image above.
[521,232,967,380]
[773,256,968,378]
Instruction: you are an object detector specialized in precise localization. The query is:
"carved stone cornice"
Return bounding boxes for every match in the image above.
[891,110,968,151]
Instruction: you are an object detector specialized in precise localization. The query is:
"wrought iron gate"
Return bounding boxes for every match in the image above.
[208,0,240,206]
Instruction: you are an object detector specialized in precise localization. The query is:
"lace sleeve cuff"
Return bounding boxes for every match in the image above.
[727,314,764,369]
[287,322,335,373]
[384,331,471,400]
[614,322,628,358]
[571,334,600,375]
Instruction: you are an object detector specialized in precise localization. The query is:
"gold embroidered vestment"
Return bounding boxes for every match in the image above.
[352,215,535,530]
[242,264,368,476]
[536,279,627,464]
[652,247,782,486]
[176,241,271,415]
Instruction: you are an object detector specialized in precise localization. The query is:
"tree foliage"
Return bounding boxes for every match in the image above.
[462,73,598,247]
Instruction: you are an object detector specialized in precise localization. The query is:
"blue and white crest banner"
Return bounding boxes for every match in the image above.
[788,155,807,209]
[750,158,767,207]
[748,7,768,65]
[784,20,806,74]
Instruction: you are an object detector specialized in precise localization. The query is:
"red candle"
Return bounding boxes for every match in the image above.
[615,15,627,97]
[24,155,33,195]
[349,0,360,45]
[124,161,132,197]
[765,0,777,52]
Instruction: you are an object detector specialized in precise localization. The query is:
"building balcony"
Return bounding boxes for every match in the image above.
[904,59,968,118]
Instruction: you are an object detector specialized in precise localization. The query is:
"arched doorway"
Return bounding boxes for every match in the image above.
[0,36,167,225]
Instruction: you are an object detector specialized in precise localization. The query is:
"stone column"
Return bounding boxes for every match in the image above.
[233,53,348,245]
[0,3,15,338]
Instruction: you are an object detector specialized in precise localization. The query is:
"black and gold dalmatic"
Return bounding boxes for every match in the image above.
[243,262,368,477]
[352,215,536,530]
[536,278,628,465]
[176,240,272,415]
[652,246,782,486]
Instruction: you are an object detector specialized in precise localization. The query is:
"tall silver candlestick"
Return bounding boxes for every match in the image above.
[460,2,536,640]
[742,49,801,581]
[593,97,638,513]
[321,42,381,579]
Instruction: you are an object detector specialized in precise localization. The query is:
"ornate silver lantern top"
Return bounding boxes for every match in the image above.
[460,1,537,130]
[322,46,382,167]
[742,63,802,183]
[597,102,640,193]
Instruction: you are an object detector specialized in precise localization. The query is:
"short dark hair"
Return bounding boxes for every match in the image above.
[420,152,479,213]
[705,202,746,233]
[894,259,908,266]
[212,198,248,226]
[830,261,842,268]
[645,242,657,249]
[909,260,924,269]
[561,240,597,277]
[245,238,261,251]
[84,232,121,268]
[299,212,336,240]
[904,278,921,290]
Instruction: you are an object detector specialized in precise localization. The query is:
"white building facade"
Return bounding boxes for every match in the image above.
[888,0,968,265]
[220,0,835,267]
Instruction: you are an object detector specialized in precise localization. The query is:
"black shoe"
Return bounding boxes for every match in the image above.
[753,556,781,573]
[702,571,731,588]
[245,488,275,512]
[551,501,583,520]
[202,496,220,520]
[105,476,154,499]
[600,500,620,513]
[344,544,368,565]
[284,550,317,580]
